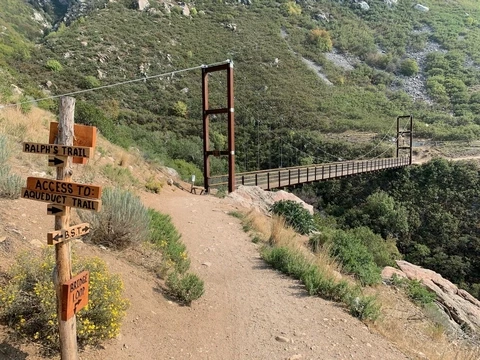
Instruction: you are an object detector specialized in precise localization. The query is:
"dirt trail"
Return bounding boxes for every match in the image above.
[85,187,407,360]
[1,187,409,360]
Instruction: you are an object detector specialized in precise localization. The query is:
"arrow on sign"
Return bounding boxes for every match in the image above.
[74,299,82,313]
[48,156,66,167]
[52,233,63,242]
[47,204,65,216]
[82,225,90,232]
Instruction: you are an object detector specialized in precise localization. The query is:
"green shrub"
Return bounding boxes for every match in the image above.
[262,246,313,278]
[171,101,188,118]
[406,280,436,305]
[79,188,150,250]
[0,168,23,199]
[166,272,204,305]
[102,164,138,187]
[75,101,116,143]
[145,177,163,193]
[271,200,316,235]
[307,29,333,52]
[0,134,9,164]
[171,6,183,15]
[399,59,419,76]
[147,209,204,304]
[281,1,301,16]
[170,159,203,182]
[82,75,101,89]
[148,209,190,275]
[346,294,381,321]
[45,59,63,72]
[390,275,436,305]
[330,230,382,286]
[19,95,32,114]
[308,232,330,253]
[349,227,400,268]
[0,251,129,353]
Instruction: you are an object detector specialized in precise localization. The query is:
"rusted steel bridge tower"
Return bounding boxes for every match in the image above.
[201,60,235,193]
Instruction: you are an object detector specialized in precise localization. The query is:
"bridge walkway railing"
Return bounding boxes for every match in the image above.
[208,156,410,190]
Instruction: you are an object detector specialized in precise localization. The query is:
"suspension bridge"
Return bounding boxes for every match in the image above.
[201,62,413,192]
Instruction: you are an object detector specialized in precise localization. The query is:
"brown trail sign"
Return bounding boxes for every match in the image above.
[49,122,97,165]
[26,177,102,199]
[23,142,92,158]
[61,271,89,321]
[47,223,90,245]
[21,188,102,211]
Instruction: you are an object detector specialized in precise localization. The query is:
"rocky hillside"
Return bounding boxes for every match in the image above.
[2,0,480,178]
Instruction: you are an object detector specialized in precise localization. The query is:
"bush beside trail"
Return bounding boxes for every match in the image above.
[0,251,129,354]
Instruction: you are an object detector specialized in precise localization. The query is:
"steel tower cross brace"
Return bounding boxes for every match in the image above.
[202,60,235,193]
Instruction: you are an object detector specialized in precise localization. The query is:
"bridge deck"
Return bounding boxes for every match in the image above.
[209,156,411,190]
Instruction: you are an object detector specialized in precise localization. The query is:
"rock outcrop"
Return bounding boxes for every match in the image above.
[226,185,314,215]
[414,4,429,12]
[385,260,480,335]
[137,0,150,11]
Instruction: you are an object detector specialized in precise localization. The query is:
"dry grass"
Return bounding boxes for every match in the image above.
[269,215,297,246]
[0,107,53,172]
[0,107,51,143]
[241,209,480,360]
[372,286,480,359]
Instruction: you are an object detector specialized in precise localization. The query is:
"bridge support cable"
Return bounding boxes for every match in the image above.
[201,60,235,193]
[396,115,413,164]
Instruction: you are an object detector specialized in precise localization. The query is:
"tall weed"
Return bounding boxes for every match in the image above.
[0,134,22,199]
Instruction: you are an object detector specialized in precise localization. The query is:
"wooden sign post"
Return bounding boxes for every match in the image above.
[21,97,100,360]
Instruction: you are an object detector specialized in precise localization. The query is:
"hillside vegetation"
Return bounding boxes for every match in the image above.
[2,0,480,176]
[296,158,480,300]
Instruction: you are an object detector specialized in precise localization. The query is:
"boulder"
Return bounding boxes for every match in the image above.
[163,167,179,179]
[414,4,429,12]
[10,84,23,95]
[137,0,149,11]
[381,266,407,282]
[359,1,370,11]
[384,0,398,6]
[226,185,314,215]
[182,5,190,16]
[396,260,480,334]
[314,12,329,22]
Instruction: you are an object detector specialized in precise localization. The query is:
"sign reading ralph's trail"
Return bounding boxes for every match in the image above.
[23,142,92,158]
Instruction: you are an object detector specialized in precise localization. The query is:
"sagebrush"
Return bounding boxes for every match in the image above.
[79,187,150,249]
